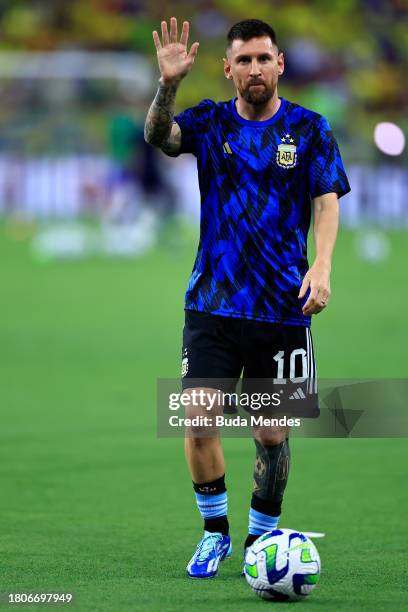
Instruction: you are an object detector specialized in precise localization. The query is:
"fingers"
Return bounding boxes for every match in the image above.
[299,268,331,315]
[170,16,178,43]
[302,286,318,315]
[305,301,325,315]
[179,20,189,46]
[188,41,200,60]
[161,20,170,46]
[298,274,310,299]
[317,287,330,303]
[152,30,162,51]
[302,288,330,315]
[157,18,193,48]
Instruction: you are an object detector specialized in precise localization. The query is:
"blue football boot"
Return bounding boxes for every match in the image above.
[186,531,232,578]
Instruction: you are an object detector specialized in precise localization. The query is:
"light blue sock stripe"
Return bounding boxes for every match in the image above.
[248,508,279,536]
[195,491,228,519]
[195,492,226,504]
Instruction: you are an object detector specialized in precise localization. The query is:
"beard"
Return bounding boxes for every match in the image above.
[240,81,274,106]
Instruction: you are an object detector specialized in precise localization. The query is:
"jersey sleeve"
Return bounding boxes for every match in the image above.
[308,116,351,199]
[171,99,216,156]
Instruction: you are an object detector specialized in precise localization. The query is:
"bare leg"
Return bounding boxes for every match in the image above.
[183,387,225,483]
[185,436,225,483]
[184,387,231,575]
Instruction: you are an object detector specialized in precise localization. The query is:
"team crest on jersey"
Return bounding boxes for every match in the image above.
[276,134,297,168]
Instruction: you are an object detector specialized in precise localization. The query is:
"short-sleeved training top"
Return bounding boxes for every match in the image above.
[171,97,350,326]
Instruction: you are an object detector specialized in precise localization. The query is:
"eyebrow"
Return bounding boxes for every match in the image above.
[234,53,273,61]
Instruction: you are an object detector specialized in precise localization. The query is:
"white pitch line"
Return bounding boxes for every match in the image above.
[303,532,326,538]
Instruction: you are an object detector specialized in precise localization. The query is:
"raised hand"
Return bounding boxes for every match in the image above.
[153,18,199,85]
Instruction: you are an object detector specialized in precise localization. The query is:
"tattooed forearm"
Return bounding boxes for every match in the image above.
[144,82,181,153]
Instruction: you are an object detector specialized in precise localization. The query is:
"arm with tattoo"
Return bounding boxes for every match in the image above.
[144,17,199,154]
[144,82,181,155]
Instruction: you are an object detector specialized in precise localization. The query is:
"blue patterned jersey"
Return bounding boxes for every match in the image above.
[171,97,350,326]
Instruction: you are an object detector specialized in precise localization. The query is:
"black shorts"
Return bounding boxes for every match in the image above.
[181,310,318,416]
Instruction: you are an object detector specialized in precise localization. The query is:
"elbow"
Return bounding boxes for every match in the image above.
[143,122,157,146]
[144,131,162,149]
[143,126,153,146]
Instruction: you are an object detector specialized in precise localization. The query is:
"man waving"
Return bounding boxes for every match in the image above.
[145,17,350,579]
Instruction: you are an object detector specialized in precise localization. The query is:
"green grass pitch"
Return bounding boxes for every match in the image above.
[0,225,407,611]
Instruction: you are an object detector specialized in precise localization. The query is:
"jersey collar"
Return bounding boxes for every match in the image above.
[230,97,286,127]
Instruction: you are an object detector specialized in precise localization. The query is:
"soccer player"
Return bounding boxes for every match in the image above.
[144,18,350,578]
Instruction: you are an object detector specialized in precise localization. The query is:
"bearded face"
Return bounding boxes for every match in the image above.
[239,80,275,106]
[224,36,284,108]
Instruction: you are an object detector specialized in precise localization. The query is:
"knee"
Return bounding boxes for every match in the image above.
[186,436,219,450]
[253,430,289,446]
[256,434,286,446]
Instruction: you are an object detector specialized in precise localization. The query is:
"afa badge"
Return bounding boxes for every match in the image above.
[276,134,297,168]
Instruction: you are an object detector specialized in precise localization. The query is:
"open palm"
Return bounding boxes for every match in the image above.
[153,18,199,84]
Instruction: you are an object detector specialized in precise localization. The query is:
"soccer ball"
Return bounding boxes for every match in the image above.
[244,529,321,601]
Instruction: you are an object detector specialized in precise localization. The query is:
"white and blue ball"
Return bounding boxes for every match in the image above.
[244,528,321,601]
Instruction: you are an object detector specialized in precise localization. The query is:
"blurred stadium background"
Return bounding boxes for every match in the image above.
[1,1,407,610]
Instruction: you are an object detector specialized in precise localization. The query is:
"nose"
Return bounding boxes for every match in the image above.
[249,59,261,77]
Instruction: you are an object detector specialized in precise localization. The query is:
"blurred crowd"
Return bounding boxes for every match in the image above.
[0,0,406,223]
[0,0,407,154]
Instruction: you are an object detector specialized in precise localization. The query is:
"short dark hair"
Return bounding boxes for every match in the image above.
[227,19,278,49]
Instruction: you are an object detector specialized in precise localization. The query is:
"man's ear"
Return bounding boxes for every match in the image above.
[277,51,285,76]
[223,57,233,80]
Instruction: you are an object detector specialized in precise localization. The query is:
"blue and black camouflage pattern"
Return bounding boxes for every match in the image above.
[171,97,350,326]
